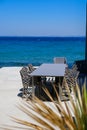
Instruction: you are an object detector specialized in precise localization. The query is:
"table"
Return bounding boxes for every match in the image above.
[30,63,67,99]
[30,63,67,77]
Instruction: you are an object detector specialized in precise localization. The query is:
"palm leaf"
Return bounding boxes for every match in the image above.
[2,81,87,130]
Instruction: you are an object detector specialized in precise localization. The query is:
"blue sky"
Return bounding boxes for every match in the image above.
[0,0,86,36]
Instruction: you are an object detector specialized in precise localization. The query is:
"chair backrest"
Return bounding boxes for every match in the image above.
[64,64,79,92]
[28,64,35,72]
[20,66,33,87]
[20,67,28,77]
[20,67,30,87]
[53,57,67,64]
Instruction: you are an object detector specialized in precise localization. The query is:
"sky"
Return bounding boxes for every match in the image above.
[0,0,86,36]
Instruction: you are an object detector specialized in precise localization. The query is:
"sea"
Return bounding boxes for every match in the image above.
[0,36,85,68]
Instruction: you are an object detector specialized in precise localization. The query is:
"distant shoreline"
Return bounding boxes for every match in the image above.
[0,36,85,38]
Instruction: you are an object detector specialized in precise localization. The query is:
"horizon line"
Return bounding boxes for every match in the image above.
[0,36,86,38]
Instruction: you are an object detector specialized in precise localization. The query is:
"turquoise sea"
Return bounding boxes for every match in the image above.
[0,37,85,67]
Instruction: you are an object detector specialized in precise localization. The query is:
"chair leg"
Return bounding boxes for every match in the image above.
[22,86,28,98]
[22,87,25,98]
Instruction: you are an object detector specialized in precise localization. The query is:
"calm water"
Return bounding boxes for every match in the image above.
[0,37,85,67]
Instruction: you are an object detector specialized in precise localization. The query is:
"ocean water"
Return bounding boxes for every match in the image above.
[0,37,85,67]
